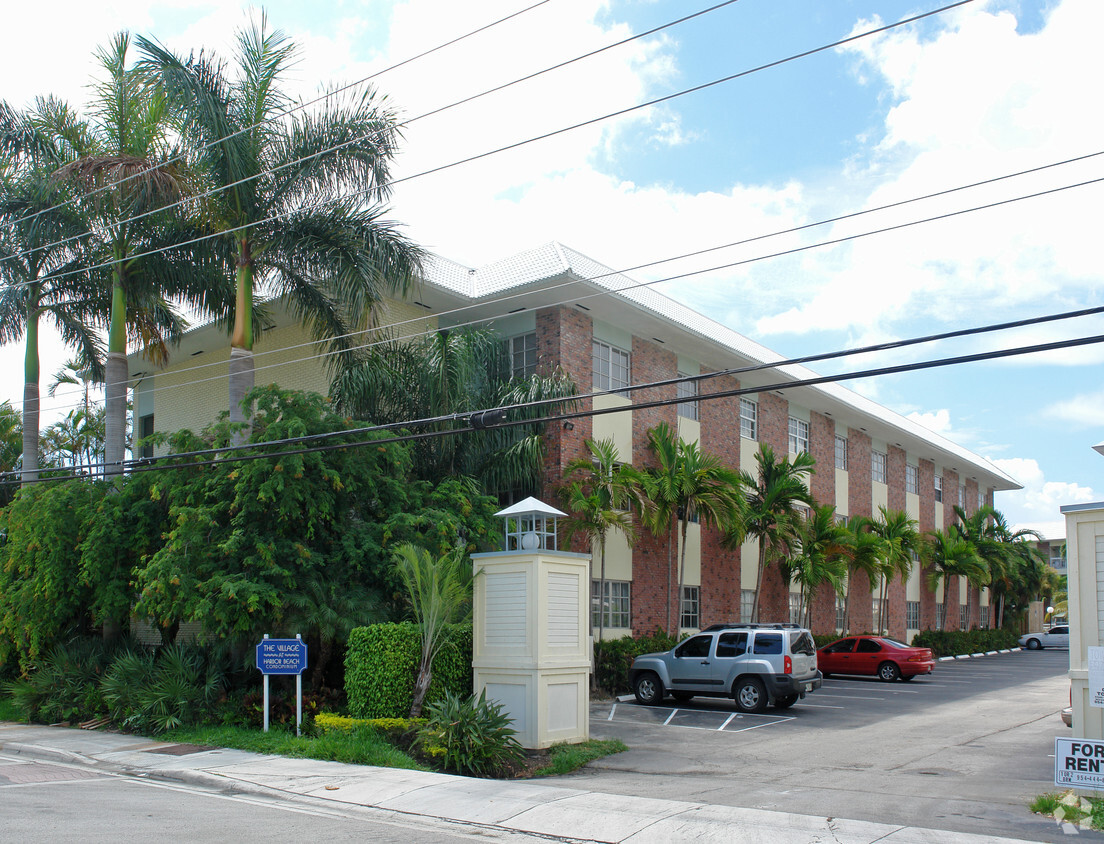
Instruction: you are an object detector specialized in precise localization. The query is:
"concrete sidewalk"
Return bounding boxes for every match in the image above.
[0,720,1036,843]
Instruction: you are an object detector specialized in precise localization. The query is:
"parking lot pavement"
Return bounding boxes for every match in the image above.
[581,648,1072,842]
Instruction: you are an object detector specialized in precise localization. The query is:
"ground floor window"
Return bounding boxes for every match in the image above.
[836,595,845,630]
[680,586,700,630]
[936,604,945,630]
[788,593,802,625]
[978,605,990,628]
[872,598,885,632]
[741,589,755,623]
[906,601,920,630]
[960,604,968,629]
[591,580,630,629]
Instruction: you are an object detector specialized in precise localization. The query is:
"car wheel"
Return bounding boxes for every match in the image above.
[672,691,694,703]
[1026,638,1042,650]
[900,673,915,682]
[774,694,799,710]
[878,661,901,682]
[734,677,768,713]
[633,672,664,705]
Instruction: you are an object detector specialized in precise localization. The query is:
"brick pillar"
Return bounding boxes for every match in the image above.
[809,412,837,634]
[537,307,592,497]
[847,429,873,633]
[942,469,961,631]
[883,446,908,639]
[918,459,938,631]
[757,392,791,623]
[964,478,981,629]
[700,371,742,626]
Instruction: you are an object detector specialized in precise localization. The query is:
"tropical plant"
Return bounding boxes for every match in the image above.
[332,325,576,496]
[783,505,848,628]
[392,543,472,718]
[560,438,636,648]
[868,508,920,634]
[732,443,815,623]
[0,399,22,501]
[138,15,423,437]
[417,689,525,777]
[839,515,882,634]
[923,528,986,631]
[951,505,1002,629]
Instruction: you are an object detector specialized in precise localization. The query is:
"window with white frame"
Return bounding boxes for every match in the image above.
[592,339,630,394]
[739,398,757,440]
[906,601,920,630]
[788,593,802,625]
[788,417,809,454]
[835,595,845,630]
[978,491,984,510]
[905,463,918,495]
[959,603,968,629]
[935,604,945,630]
[871,450,887,484]
[680,586,700,630]
[872,597,885,632]
[934,475,943,502]
[835,435,847,470]
[741,589,755,623]
[958,484,966,508]
[508,332,537,379]
[978,605,990,628]
[591,580,631,629]
[677,374,699,421]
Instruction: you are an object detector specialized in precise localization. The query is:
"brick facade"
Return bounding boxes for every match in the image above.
[756,392,792,624]
[847,429,874,632]
[699,371,743,625]
[808,412,838,632]
[885,446,908,639]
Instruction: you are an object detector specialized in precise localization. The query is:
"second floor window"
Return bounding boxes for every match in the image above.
[934,475,943,502]
[740,398,757,440]
[834,435,847,470]
[677,374,699,421]
[593,339,630,394]
[905,463,918,495]
[508,332,537,379]
[872,450,887,484]
[788,417,809,454]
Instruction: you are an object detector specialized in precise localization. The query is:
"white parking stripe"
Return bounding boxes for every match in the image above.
[718,713,738,730]
[663,709,678,725]
[799,703,845,709]
[726,716,795,732]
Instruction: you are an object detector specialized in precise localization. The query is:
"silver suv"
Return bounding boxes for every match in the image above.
[628,623,822,713]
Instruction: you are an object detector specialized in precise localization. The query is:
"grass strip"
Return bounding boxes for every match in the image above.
[532,739,627,776]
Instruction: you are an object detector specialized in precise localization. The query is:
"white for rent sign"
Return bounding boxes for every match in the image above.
[1056,738,1104,789]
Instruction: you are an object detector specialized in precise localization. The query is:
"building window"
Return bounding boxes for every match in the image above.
[934,475,943,503]
[905,463,918,495]
[871,450,887,484]
[872,597,884,632]
[788,593,802,625]
[935,604,944,630]
[592,339,630,394]
[906,601,920,630]
[508,332,537,379]
[741,589,755,623]
[677,374,699,421]
[739,399,757,440]
[788,417,809,454]
[977,491,984,510]
[834,435,847,470]
[591,580,630,629]
[978,605,990,628]
[958,484,966,508]
[680,586,700,630]
[138,413,155,460]
[836,595,845,630]
[959,603,968,629]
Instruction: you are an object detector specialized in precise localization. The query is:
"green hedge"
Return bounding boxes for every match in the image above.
[345,622,473,718]
[594,630,681,695]
[910,627,1020,658]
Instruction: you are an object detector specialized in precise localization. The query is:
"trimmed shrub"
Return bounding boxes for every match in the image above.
[345,622,472,718]
[911,627,1019,657]
[593,629,680,695]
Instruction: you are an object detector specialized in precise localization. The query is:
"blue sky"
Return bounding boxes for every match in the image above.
[1,0,1100,538]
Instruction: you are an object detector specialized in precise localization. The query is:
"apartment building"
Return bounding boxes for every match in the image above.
[129,242,1019,641]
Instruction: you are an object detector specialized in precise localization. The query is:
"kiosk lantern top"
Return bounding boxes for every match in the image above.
[495,497,566,551]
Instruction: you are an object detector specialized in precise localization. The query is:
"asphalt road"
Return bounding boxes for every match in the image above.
[579,648,1085,842]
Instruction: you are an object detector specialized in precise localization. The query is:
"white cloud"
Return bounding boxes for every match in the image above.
[906,408,953,437]
[992,455,1096,537]
[1045,390,1104,428]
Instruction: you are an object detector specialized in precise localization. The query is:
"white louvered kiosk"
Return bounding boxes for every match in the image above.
[472,498,591,749]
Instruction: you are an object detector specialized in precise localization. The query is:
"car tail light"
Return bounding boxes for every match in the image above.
[784,655,792,674]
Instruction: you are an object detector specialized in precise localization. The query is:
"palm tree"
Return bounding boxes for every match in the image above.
[331,325,576,496]
[952,504,1002,629]
[869,507,920,634]
[841,514,882,634]
[784,505,848,628]
[923,528,986,631]
[48,35,229,477]
[733,443,815,623]
[638,422,743,634]
[559,438,635,649]
[137,15,423,438]
[984,511,1040,629]
[0,114,103,484]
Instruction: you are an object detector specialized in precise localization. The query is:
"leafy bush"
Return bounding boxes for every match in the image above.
[345,622,472,718]
[417,689,524,777]
[4,638,112,723]
[910,627,1019,657]
[593,629,680,695]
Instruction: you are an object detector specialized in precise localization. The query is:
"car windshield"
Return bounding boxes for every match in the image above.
[880,639,911,649]
[789,631,816,655]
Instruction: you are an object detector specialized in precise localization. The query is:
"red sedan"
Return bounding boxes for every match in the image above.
[818,636,935,682]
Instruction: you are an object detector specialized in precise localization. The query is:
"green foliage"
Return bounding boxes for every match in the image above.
[1030,793,1063,815]
[532,739,628,776]
[345,622,472,718]
[593,630,681,695]
[909,627,1019,657]
[4,638,112,723]
[417,689,525,778]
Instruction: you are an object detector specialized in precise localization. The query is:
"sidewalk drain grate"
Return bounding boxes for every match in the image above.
[143,743,215,756]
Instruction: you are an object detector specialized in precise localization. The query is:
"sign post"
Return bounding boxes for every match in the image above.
[255,634,308,735]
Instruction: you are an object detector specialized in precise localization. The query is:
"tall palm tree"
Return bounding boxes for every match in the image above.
[869,507,920,634]
[638,422,743,634]
[559,438,635,648]
[733,443,815,623]
[951,504,1001,629]
[841,514,882,634]
[0,116,103,484]
[923,528,986,631]
[48,35,228,477]
[984,511,1040,629]
[784,504,848,628]
[138,15,423,438]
